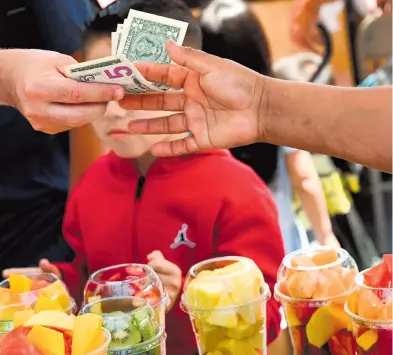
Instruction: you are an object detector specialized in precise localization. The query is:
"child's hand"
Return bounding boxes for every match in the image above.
[147,251,182,312]
[2,259,62,280]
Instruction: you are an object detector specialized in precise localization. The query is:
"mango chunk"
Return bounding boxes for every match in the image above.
[28,325,65,355]
[9,274,32,293]
[34,294,65,313]
[72,313,102,355]
[12,310,35,328]
[40,280,71,311]
[356,329,378,351]
[306,305,351,348]
[24,310,74,331]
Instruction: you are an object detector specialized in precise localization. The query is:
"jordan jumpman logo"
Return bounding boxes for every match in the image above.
[170,224,196,249]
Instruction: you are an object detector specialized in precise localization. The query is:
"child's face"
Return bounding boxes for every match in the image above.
[85,36,175,158]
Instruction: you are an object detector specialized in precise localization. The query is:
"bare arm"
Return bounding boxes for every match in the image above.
[286,150,339,247]
[263,79,392,172]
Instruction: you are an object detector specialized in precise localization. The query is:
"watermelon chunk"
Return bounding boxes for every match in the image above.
[364,255,392,288]
[0,327,42,355]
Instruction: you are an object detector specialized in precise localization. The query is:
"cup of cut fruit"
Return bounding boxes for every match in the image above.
[84,264,168,327]
[0,310,110,355]
[0,273,75,335]
[274,247,359,355]
[345,254,392,355]
[181,256,270,355]
[82,296,166,355]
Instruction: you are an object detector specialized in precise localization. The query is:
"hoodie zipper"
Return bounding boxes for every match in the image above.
[131,176,146,263]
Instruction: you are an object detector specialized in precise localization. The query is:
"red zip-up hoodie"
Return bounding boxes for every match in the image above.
[56,150,285,355]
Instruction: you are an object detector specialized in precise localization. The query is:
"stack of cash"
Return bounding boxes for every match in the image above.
[64,10,189,94]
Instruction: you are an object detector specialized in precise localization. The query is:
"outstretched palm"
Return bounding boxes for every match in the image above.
[122,42,266,156]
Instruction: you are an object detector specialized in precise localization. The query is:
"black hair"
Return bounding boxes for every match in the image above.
[84,0,202,50]
[200,0,278,183]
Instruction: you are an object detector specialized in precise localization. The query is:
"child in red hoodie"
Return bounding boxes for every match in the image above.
[3,1,285,354]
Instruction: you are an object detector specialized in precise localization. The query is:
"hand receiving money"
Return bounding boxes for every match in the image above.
[64,10,189,94]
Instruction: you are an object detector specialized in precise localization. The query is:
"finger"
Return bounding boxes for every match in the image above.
[2,268,39,278]
[133,63,191,89]
[148,261,171,275]
[120,91,185,111]
[151,135,200,157]
[34,78,124,104]
[128,113,188,135]
[39,259,55,273]
[44,102,107,127]
[147,250,165,261]
[166,40,220,75]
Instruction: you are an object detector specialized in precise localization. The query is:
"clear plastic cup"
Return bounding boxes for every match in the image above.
[82,296,165,354]
[181,256,269,355]
[345,269,392,355]
[87,328,112,355]
[0,272,75,334]
[275,247,358,355]
[84,264,168,326]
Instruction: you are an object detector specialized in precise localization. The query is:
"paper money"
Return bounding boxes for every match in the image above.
[65,56,161,94]
[65,10,189,94]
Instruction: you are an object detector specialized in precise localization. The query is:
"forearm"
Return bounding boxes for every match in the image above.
[262,78,392,172]
[294,181,333,243]
[0,49,17,106]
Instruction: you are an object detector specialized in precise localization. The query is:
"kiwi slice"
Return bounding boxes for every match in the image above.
[103,311,142,348]
[111,322,141,347]
[132,308,157,342]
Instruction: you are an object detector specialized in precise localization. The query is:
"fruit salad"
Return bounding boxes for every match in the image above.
[84,264,167,325]
[181,256,270,355]
[0,311,110,355]
[82,296,165,355]
[0,273,74,334]
[345,255,392,355]
[274,247,359,355]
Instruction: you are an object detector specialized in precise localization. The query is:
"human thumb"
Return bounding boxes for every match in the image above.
[39,259,62,279]
[166,40,219,75]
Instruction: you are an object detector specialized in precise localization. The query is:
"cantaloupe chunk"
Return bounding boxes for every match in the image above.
[24,311,74,331]
[311,250,339,266]
[28,325,65,355]
[347,291,359,315]
[9,275,32,293]
[287,271,319,299]
[340,268,357,290]
[12,310,35,327]
[378,300,392,321]
[291,255,316,268]
[357,289,382,320]
[313,270,347,299]
[34,294,65,313]
[278,280,290,297]
[40,280,71,311]
[72,314,102,355]
[356,329,378,351]
[285,256,317,280]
